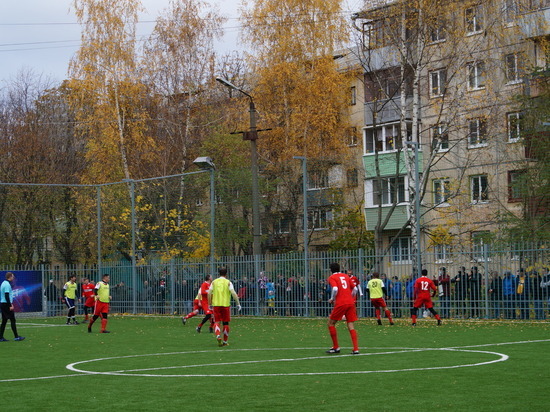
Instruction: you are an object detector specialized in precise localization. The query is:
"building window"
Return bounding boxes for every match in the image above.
[430,68,447,97]
[505,53,521,83]
[433,178,451,205]
[468,118,487,147]
[468,61,486,90]
[508,170,525,202]
[471,175,489,203]
[430,20,447,43]
[275,215,292,234]
[465,5,483,34]
[347,168,359,188]
[435,244,452,263]
[391,237,411,263]
[507,112,524,142]
[365,123,402,153]
[503,0,518,24]
[308,170,329,190]
[373,176,406,206]
[350,86,356,105]
[195,198,203,206]
[471,231,490,260]
[432,123,449,151]
[308,209,333,230]
[347,127,358,146]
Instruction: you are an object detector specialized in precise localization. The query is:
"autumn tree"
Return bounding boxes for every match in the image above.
[237,0,355,252]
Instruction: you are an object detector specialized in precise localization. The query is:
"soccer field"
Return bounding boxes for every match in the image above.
[1,316,548,411]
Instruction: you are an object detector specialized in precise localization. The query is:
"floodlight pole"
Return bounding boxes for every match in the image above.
[216,78,261,258]
[193,157,216,277]
[293,156,309,316]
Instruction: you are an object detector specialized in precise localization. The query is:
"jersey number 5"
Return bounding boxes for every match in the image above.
[339,276,348,289]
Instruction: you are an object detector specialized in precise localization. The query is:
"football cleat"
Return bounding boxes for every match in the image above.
[411,323,417,327]
[437,319,442,326]
[222,341,229,346]
[181,317,187,326]
[209,327,214,333]
[196,327,201,333]
[390,322,395,325]
[377,319,382,325]
[14,336,25,341]
[88,328,92,333]
[0,338,9,342]
[326,348,340,354]
[351,350,360,355]
[73,321,79,325]
[217,335,223,347]
[100,330,110,333]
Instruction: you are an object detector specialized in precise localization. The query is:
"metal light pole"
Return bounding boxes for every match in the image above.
[405,141,421,277]
[293,156,309,315]
[215,77,261,257]
[193,157,216,276]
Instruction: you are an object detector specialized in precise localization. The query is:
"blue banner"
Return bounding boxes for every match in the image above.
[0,270,43,312]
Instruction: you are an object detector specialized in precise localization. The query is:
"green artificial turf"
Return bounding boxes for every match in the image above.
[1,315,548,411]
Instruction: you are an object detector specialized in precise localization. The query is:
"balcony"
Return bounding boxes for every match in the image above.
[365,96,413,125]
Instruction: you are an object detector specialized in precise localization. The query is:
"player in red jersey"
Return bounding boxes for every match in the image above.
[347,269,363,303]
[326,262,360,355]
[411,269,442,326]
[181,275,214,333]
[81,278,95,322]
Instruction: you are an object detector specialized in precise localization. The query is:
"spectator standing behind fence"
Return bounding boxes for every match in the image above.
[468,267,481,318]
[436,268,451,319]
[452,267,468,318]
[540,268,550,319]
[516,269,530,320]
[488,271,503,319]
[157,277,167,314]
[502,271,517,319]
[530,270,545,320]
[275,275,286,316]
[265,279,276,316]
[141,280,153,314]
[390,276,403,317]
[44,279,59,317]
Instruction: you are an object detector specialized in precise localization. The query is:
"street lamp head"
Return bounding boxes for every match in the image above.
[215,77,253,100]
[293,156,306,160]
[193,156,216,170]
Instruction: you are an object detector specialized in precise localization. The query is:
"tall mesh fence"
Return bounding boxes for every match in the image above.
[4,246,549,321]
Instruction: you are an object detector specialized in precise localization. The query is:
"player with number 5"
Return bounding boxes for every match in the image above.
[326,262,360,355]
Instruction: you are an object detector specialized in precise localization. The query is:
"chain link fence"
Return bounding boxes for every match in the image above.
[4,245,548,321]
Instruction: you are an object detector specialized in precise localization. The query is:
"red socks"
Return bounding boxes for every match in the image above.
[349,329,358,351]
[329,325,339,349]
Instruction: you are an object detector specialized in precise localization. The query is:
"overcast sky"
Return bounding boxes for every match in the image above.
[0,0,363,85]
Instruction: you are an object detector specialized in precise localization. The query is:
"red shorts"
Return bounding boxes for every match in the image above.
[200,299,213,315]
[329,303,358,322]
[192,299,200,311]
[370,298,387,308]
[94,301,110,315]
[84,297,95,308]
[414,295,434,309]
[213,306,231,323]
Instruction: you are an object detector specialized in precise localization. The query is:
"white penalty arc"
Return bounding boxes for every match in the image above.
[66,347,509,378]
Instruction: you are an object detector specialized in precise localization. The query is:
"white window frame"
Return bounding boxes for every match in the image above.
[430,68,447,97]
[391,237,412,263]
[507,112,523,142]
[350,86,357,105]
[308,208,333,230]
[364,123,401,154]
[470,175,489,204]
[468,118,487,148]
[471,231,490,261]
[347,126,358,147]
[465,5,483,35]
[468,61,486,90]
[433,178,451,206]
[430,21,447,43]
[432,123,449,152]
[195,198,203,207]
[373,176,407,206]
[505,53,521,84]
[275,215,292,234]
[435,244,453,263]
[308,170,329,190]
[503,0,518,25]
